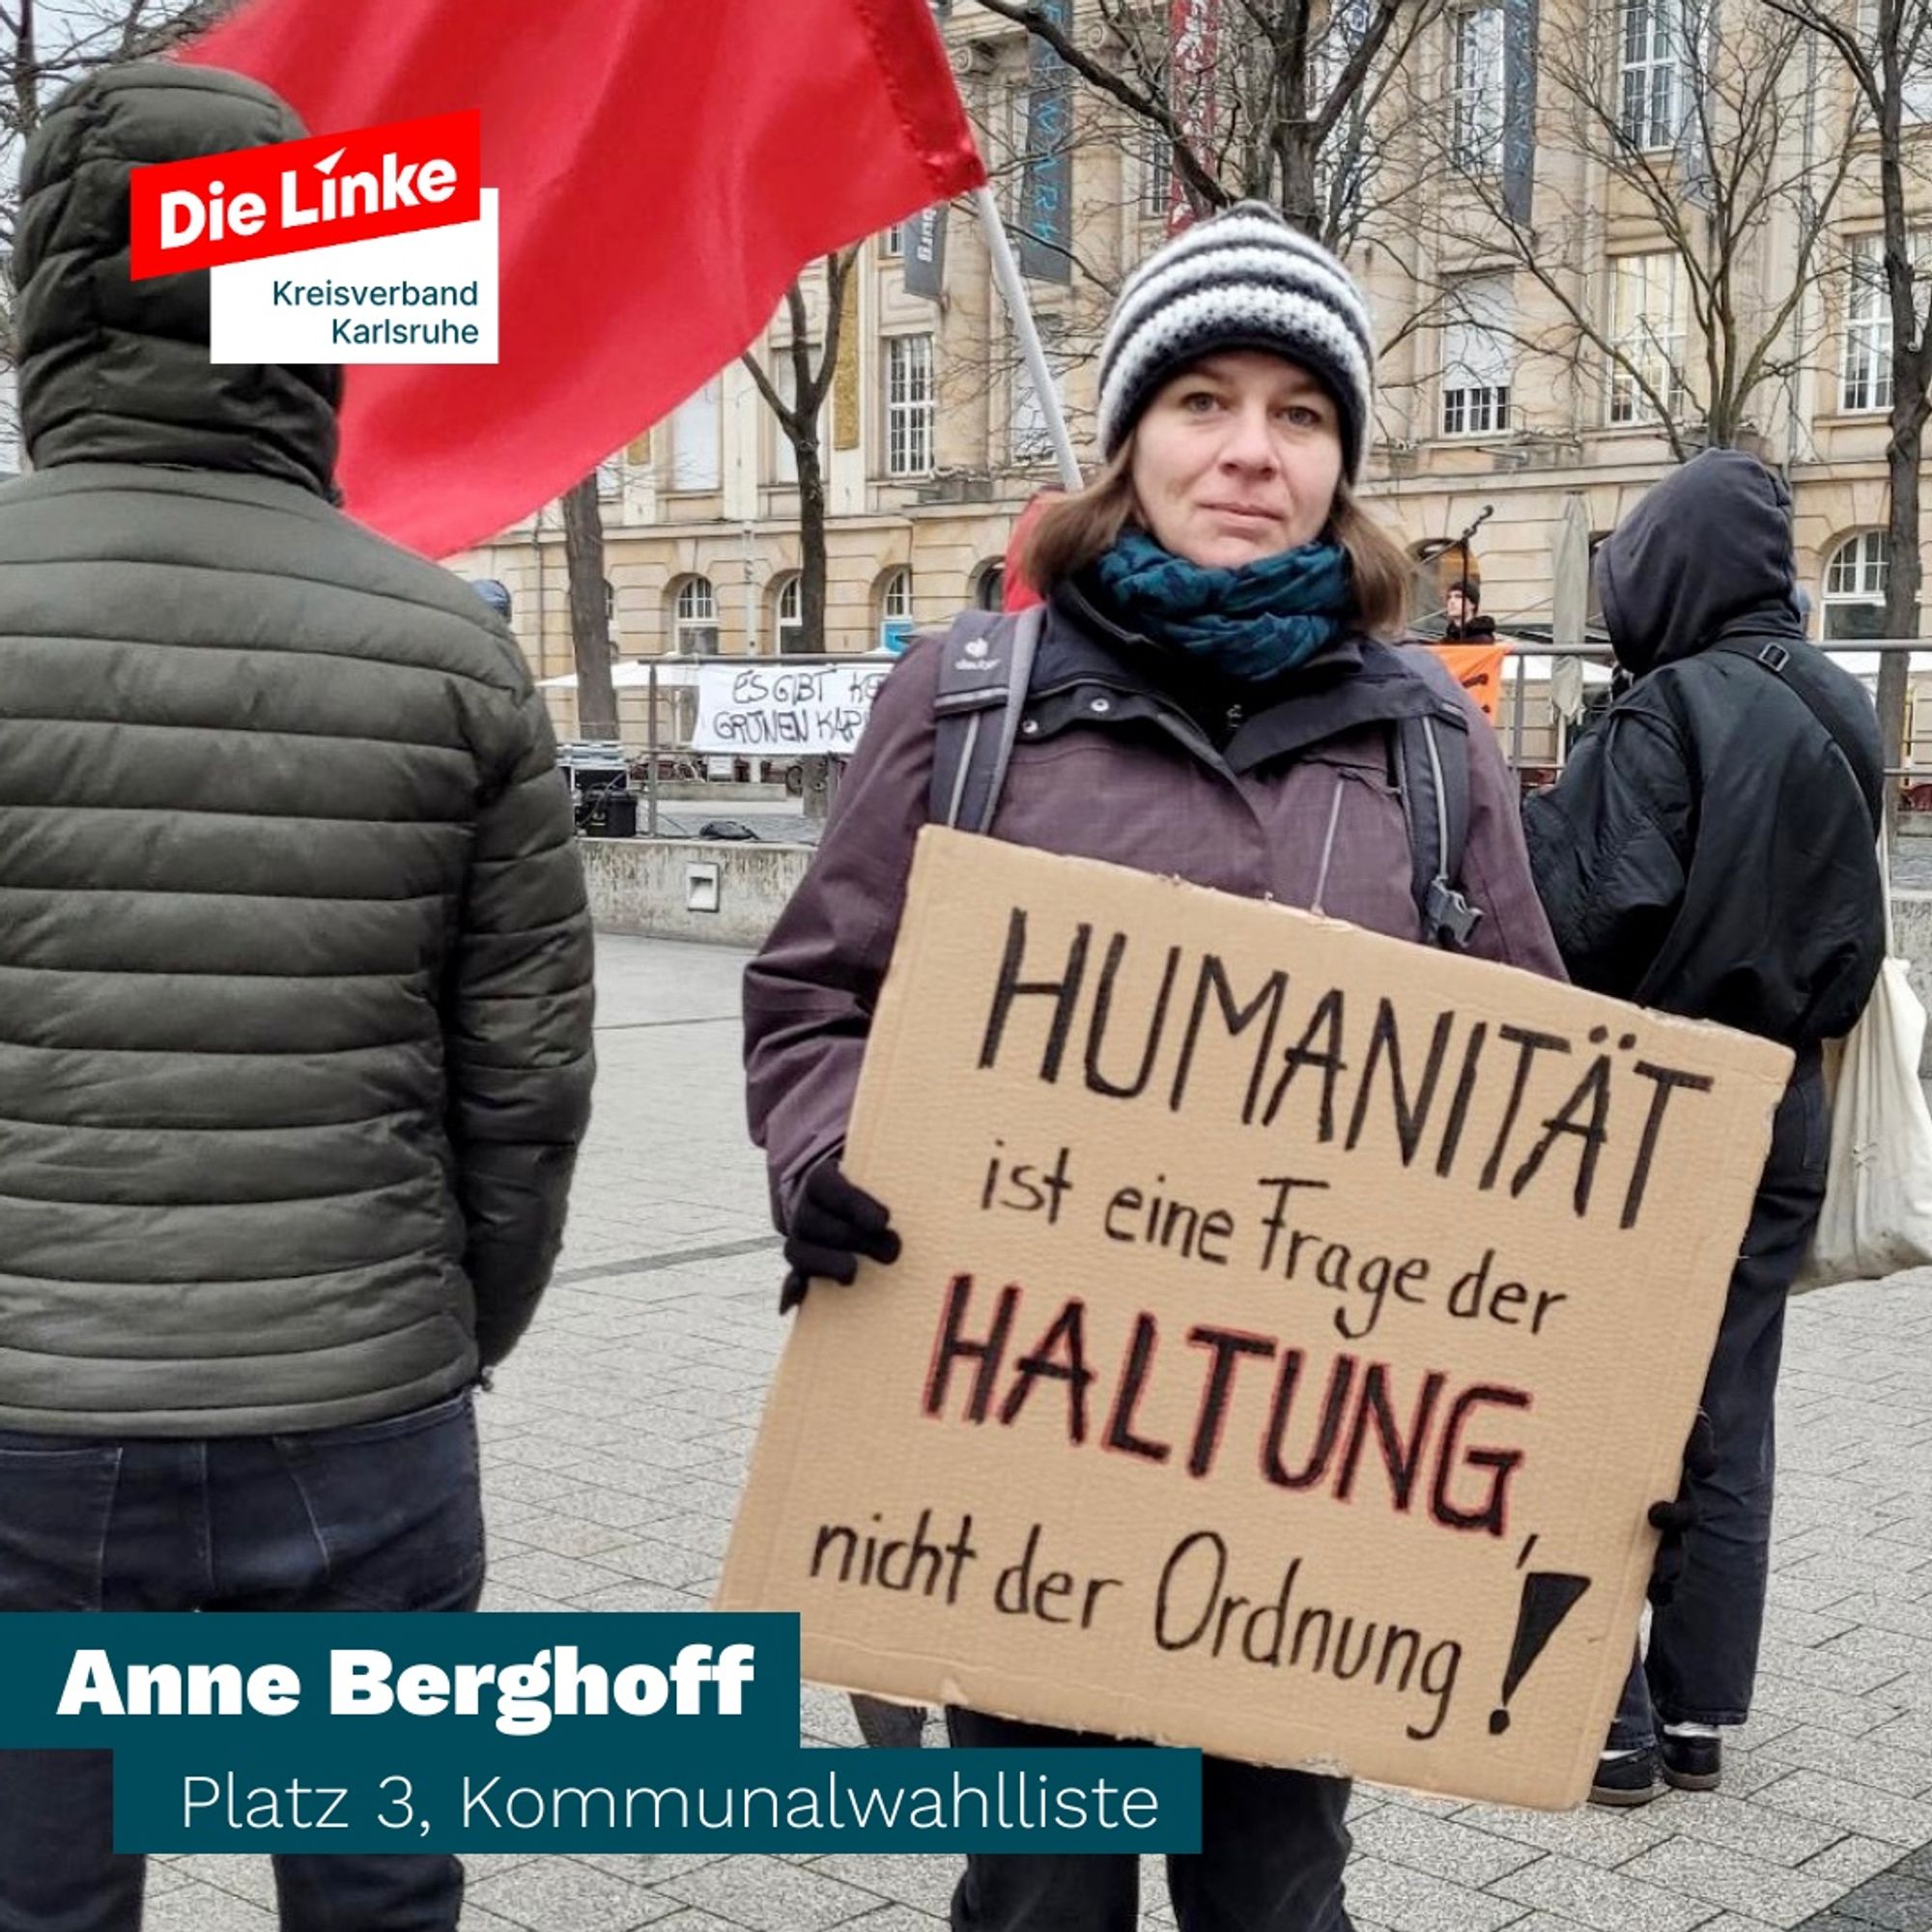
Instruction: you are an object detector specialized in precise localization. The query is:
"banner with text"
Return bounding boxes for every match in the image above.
[719,831,1791,1809]
[1434,642,1508,722]
[695,646,1508,757]
[691,661,895,757]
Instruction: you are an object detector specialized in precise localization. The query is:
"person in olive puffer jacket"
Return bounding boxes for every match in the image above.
[0,64,594,1932]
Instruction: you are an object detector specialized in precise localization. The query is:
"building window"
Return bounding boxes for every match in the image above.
[1449,6,1504,172]
[673,575,719,655]
[877,567,914,652]
[1618,0,1684,150]
[1440,273,1514,436]
[1823,531,1890,640]
[1843,237,1893,414]
[1837,232,1932,414]
[668,377,722,491]
[1009,318,1065,468]
[1313,0,1374,228]
[1858,0,1932,118]
[882,224,906,259]
[596,454,624,501]
[1141,126,1173,221]
[770,348,824,486]
[1606,252,1687,424]
[886,334,935,476]
[774,573,804,653]
[974,561,1007,612]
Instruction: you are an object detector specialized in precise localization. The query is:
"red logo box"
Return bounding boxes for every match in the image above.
[129,108,481,280]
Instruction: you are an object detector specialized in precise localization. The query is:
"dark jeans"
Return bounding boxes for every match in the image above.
[0,1388,485,1932]
[1611,1064,1828,1748]
[946,1709,1352,1932]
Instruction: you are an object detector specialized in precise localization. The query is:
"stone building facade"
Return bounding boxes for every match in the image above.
[446,0,1930,756]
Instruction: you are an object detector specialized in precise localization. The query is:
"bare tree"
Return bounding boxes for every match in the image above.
[1760,0,1932,812]
[559,474,616,741]
[739,248,859,655]
[1415,0,1859,461]
[0,0,228,236]
[0,0,232,438]
[968,0,1445,247]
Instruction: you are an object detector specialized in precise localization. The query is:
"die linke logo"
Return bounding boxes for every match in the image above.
[128,110,481,280]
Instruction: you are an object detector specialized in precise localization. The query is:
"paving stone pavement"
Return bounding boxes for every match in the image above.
[150,934,1932,1932]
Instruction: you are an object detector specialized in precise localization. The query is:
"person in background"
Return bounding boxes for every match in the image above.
[1522,449,1885,1806]
[1443,578,1497,642]
[746,200,1585,1932]
[0,66,595,1932]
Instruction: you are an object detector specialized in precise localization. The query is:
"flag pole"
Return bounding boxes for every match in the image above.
[971,185,1083,492]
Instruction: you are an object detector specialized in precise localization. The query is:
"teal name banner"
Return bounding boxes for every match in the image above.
[116,1746,1200,1852]
[0,1614,794,1749]
[0,1613,1203,1854]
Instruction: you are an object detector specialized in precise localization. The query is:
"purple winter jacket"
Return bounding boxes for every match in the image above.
[744,593,1565,1220]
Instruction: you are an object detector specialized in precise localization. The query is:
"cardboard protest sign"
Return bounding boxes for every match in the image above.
[720,830,1791,1807]
[691,661,892,757]
[1430,641,1509,721]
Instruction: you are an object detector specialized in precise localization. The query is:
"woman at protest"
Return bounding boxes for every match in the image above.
[743,202,1567,1932]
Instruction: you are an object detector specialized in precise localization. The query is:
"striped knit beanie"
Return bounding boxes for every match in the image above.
[1096,201,1376,480]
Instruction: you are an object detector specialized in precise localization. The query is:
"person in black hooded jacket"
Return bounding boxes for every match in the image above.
[1523,448,1885,1806]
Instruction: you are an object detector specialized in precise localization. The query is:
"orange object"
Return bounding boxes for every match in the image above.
[1430,642,1508,722]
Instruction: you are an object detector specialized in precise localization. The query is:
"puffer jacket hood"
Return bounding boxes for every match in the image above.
[1597,448,1804,675]
[13,63,340,496]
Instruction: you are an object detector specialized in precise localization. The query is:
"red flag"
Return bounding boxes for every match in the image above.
[182,0,984,559]
[1001,492,1055,612]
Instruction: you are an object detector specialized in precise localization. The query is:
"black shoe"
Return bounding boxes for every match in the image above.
[1661,1730,1721,1791]
[1589,1747,1665,1807]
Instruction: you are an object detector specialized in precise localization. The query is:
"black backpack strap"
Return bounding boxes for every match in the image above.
[1393,711,1483,949]
[1370,642,1483,950]
[1710,636,1884,831]
[927,605,1046,834]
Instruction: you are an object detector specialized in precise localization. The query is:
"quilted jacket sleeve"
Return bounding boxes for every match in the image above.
[1520,685,1694,1003]
[447,683,596,1364]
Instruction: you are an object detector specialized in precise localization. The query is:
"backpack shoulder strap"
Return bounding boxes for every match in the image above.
[1709,635,1884,831]
[1393,711,1483,949]
[927,604,1046,834]
[1370,642,1484,950]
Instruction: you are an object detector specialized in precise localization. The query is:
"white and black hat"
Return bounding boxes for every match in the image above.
[1095,200,1376,480]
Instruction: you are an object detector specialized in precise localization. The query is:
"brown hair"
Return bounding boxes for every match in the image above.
[1017,440,1413,640]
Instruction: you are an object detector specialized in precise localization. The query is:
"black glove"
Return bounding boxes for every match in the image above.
[1647,1410,1718,1606]
[779,1159,901,1314]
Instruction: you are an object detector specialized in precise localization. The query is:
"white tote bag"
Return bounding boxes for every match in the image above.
[1801,838,1932,1288]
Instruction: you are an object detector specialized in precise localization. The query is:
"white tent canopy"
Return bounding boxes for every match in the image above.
[538,658,703,691]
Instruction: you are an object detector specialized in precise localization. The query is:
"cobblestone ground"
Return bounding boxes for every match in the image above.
[150,934,1932,1932]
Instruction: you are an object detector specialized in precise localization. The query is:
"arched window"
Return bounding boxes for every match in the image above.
[877,567,914,651]
[1822,531,1890,641]
[673,575,719,654]
[973,561,1006,612]
[774,573,803,653]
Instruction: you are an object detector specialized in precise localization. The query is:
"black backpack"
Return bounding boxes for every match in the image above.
[923,607,1483,949]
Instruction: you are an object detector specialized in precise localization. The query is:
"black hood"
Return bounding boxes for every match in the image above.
[12,63,340,496]
[1596,448,1804,675]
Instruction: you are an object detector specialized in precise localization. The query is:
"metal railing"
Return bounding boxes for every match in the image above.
[567,639,1932,840]
[1482,637,1932,786]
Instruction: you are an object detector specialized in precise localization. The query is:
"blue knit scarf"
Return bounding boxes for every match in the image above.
[1092,527,1352,686]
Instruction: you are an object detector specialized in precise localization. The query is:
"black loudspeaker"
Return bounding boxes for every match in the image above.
[580,790,639,838]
